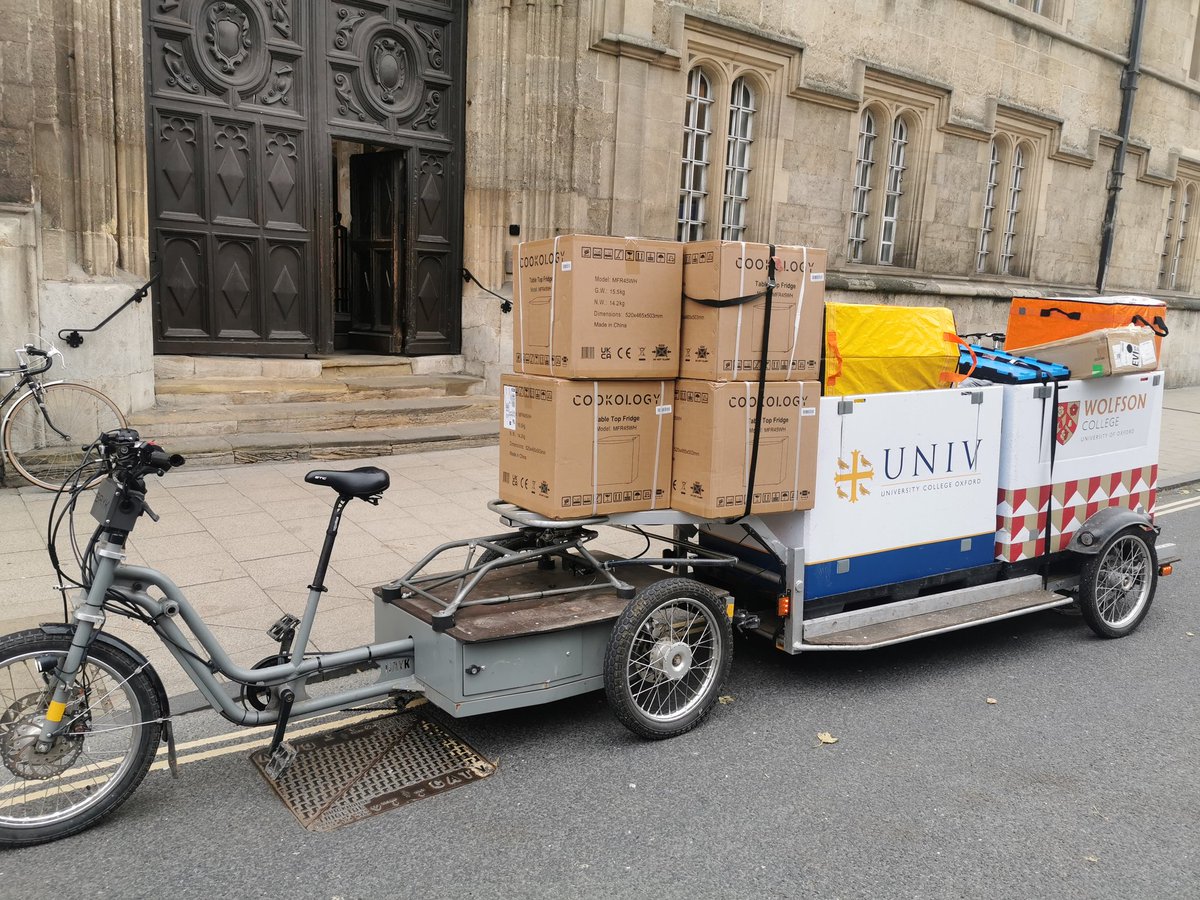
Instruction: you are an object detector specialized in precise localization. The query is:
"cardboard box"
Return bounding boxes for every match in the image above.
[680,241,826,381]
[995,372,1164,562]
[513,234,683,379]
[799,387,1004,600]
[499,373,674,518]
[1017,326,1161,379]
[671,380,820,518]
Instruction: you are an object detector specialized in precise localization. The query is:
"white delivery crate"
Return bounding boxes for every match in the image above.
[996,371,1164,563]
[800,387,1004,601]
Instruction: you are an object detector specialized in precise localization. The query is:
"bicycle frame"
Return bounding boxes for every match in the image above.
[43,549,416,740]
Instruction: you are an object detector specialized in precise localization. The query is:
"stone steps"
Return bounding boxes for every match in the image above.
[159,420,501,468]
[138,353,500,466]
[152,373,486,406]
[129,395,498,438]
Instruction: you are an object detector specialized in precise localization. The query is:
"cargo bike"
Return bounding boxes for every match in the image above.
[0,358,1174,846]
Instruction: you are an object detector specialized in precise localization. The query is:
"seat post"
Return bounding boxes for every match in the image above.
[289,493,351,665]
[311,494,351,594]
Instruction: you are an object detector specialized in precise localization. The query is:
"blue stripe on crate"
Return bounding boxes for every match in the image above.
[804,534,997,601]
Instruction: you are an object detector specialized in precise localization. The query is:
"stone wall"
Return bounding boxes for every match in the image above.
[461,0,1200,391]
[0,0,150,414]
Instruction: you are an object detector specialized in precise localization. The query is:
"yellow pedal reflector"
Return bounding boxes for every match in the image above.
[1160,564,1173,577]
[777,595,791,618]
[46,701,67,723]
[726,601,735,620]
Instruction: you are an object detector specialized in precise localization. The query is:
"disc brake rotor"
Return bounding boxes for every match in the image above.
[0,692,85,780]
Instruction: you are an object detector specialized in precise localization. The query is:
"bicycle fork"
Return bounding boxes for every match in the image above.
[35,545,123,750]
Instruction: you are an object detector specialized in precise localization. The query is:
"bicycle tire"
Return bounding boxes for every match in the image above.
[2,382,125,490]
[0,629,162,848]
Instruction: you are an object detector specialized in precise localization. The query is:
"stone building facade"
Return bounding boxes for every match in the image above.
[2,0,1199,411]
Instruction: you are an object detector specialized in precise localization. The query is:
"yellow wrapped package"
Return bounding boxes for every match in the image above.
[824,302,965,396]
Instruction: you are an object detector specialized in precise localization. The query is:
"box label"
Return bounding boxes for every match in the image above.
[503,385,517,430]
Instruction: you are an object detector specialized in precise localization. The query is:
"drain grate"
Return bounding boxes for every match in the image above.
[250,712,496,832]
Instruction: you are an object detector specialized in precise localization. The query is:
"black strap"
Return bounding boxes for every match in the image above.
[742,245,776,520]
[1131,314,1168,337]
[684,290,768,309]
[1039,383,1061,581]
[1039,307,1082,320]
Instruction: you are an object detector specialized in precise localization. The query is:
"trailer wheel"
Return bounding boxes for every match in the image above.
[1078,526,1157,639]
[604,578,732,740]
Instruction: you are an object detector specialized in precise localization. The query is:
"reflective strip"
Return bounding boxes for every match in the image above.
[46,700,67,723]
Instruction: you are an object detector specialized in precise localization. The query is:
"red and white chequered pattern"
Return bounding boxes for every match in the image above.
[995,465,1157,562]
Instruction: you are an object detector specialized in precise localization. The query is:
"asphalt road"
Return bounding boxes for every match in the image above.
[3,491,1198,899]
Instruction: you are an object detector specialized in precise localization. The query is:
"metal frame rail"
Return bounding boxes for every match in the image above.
[375,501,739,632]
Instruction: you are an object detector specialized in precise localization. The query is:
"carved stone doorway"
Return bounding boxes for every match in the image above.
[144,0,464,357]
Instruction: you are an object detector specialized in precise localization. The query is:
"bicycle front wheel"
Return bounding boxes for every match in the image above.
[0,629,163,847]
[2,382,125,489]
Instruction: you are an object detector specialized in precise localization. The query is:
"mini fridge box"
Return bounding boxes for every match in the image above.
[671,380,820,518]
[680,241,826,382]
[1016,326,1161,379]
[499,373,674,518]
[513,234,683,380]
[799,386,1004,600]
[995,372,1164,563]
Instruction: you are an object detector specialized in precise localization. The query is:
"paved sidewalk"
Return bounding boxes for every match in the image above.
[2,385,1197,698]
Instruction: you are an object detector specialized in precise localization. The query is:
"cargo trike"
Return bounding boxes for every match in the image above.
[0,372,1174,845]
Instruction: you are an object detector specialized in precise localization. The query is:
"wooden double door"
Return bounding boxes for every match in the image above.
[144,0,464,356]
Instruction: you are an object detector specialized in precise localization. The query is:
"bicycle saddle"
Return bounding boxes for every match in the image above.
[304,466,390,499]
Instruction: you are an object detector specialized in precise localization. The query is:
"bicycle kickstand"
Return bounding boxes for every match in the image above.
[263,688,297,781]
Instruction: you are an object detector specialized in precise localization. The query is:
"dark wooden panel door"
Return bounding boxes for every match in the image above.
[146,0,314,355]
[349,151,404,353]
[320,0,463,355]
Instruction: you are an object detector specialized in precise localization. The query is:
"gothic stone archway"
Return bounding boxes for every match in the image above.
[144,0,464,355]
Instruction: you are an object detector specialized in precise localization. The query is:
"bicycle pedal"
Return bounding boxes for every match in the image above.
[263,741,298,781]
[266,614,301,643]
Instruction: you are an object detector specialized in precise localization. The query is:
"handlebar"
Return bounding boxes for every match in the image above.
[98,429,186,479]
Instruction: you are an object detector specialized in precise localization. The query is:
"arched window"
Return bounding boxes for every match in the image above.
[1160,180,1197,291]
[879,117,909,265]
[847,110,876,262]
[720,77,756,241]
[846,104,919,266]
[976,136,1035,277]
[999,143,1026,275]
[677,68,713,242]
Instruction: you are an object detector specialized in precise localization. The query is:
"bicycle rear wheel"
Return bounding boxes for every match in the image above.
[2,382,124,490]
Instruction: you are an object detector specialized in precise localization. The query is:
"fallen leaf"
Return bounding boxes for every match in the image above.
[986,697,998,705]
[403,697,428,710]
[1187,632,1195,638]
[816,731,838,745]
[1085,855,1099,863]
[718,695,735,705]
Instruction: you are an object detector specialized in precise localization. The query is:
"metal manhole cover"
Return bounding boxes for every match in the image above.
[250,712,496,832]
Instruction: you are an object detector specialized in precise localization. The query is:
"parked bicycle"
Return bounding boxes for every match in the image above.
[0,429,416,846]
[0,342,125,490]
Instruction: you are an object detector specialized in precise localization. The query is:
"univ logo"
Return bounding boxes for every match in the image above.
[1057,401,1080,445]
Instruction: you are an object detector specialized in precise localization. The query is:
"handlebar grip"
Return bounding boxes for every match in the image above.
[147,449,185,471]
[23,347,48,357]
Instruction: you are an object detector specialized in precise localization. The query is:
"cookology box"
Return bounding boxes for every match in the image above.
[1016,326,1160,379]
[513,234,683,379]
[798,387,1004,601]
[680,241,826,381]
[671,380,820,518]
[995,372,1163,563]
[499,373,674,518]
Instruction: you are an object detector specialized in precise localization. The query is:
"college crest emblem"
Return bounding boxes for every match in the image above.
[1056,401,1080,446]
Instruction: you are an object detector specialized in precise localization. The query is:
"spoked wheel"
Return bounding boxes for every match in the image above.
[1078,526,1158,639]
[604,579,732,740]
[0,630,163,848]
[2,382,124,490]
